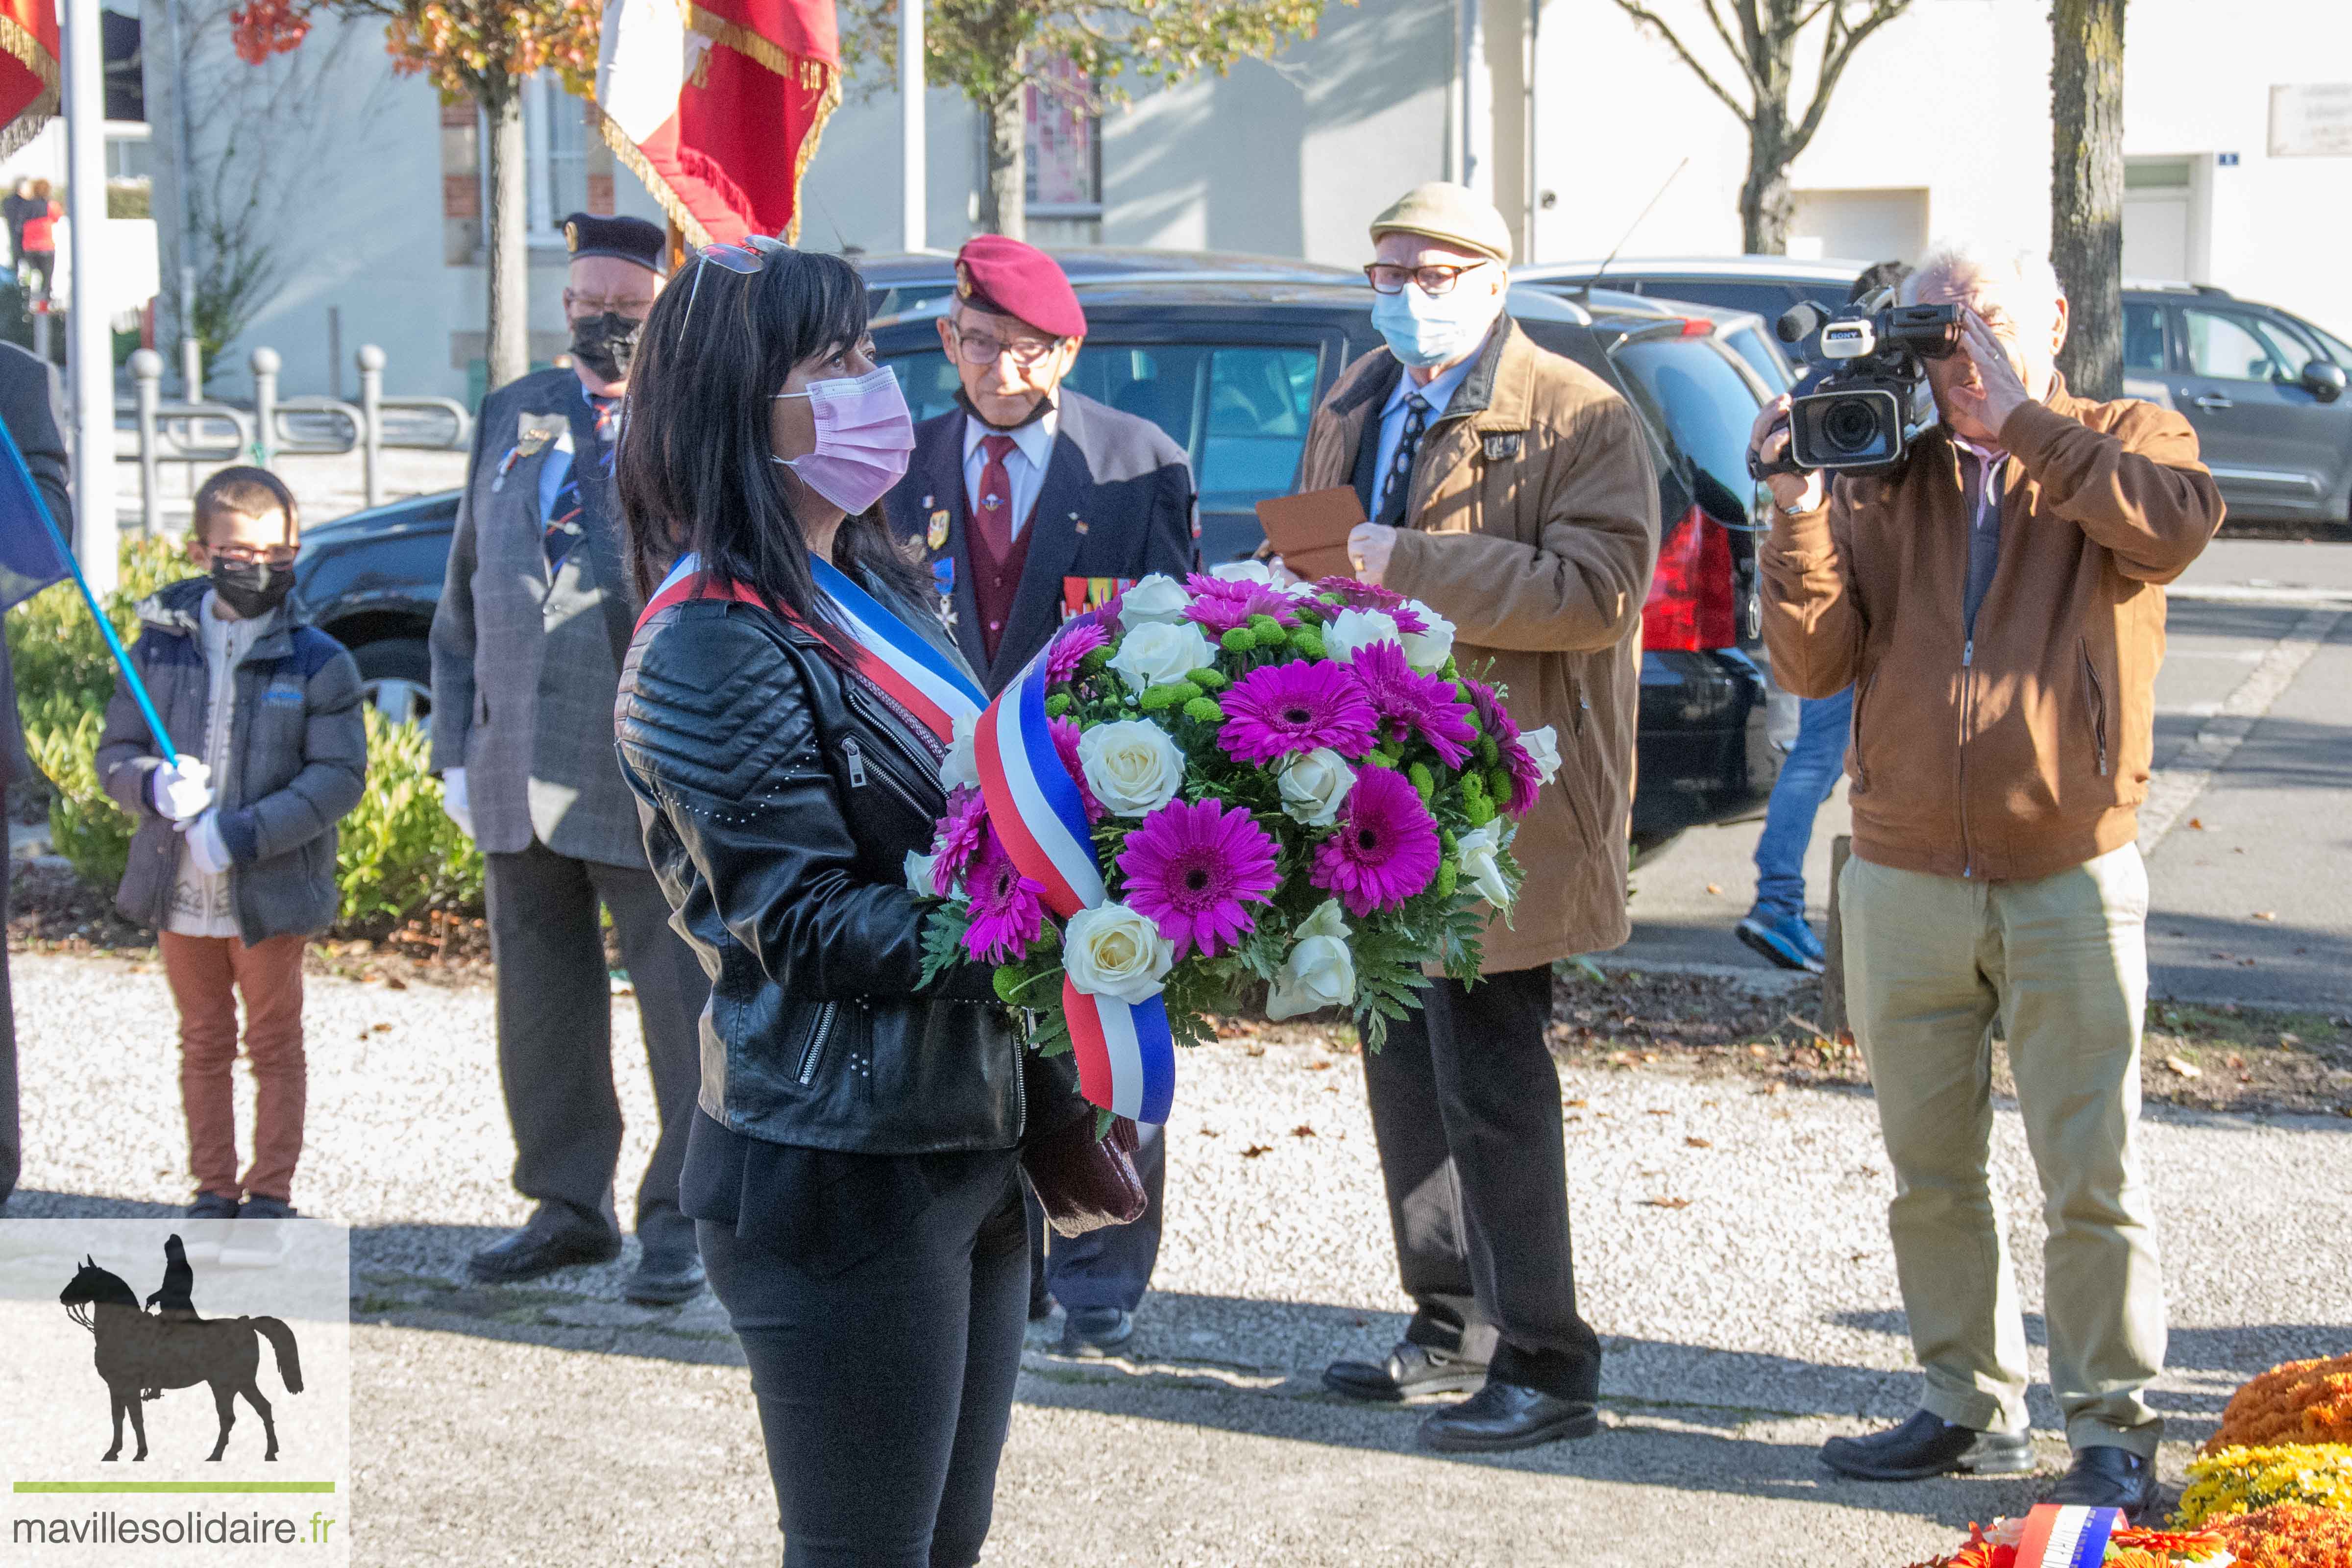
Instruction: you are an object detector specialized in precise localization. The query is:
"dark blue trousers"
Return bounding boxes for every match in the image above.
[1023,1120,1166,1313]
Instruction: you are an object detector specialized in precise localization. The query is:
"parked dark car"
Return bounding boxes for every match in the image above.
[1529,256,2352,527]
[851,246,1357,321]
[292,274,1783,852]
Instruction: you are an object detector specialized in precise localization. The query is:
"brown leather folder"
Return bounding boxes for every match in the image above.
[1254,486,1366,581]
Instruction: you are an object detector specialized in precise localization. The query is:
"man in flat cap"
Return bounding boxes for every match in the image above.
[884,233,1196,1357]
[430,212,710,1304]
[1294,182,1658,1451]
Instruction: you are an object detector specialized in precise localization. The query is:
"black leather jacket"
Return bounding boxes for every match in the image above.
[615,585,1034,1154]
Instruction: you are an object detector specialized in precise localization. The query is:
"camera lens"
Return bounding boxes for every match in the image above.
[1821,399,1883,455]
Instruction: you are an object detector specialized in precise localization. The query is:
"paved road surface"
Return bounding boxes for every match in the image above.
[1620,538,2352,1010]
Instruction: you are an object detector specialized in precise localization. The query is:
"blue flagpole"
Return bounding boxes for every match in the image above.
[0,419,175,758]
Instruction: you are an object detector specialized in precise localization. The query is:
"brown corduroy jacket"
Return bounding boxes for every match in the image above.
[1760,375,2225,883]
[1296,318,1659,972]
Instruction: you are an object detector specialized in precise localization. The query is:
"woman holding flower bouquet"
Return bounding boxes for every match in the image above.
[610,242,1116,1568]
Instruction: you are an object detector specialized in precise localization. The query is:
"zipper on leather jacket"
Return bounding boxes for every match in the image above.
[795,1002,838,1085]
[843,738,869,787]
[2080,641,2110,777]
[839,731,930,817]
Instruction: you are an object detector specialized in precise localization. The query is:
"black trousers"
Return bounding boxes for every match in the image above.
[701,1155,1029,1568]
[0,865,17,1207]
[1023,1119,1166,1313]
[484,841,706,1252]
[1361,965,1601,1402]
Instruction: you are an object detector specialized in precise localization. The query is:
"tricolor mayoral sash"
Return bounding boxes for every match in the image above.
[637,554,1176,1124]
[2014,1504,2125,1568]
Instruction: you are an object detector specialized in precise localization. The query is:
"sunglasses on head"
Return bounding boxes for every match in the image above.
[677,233,795,339]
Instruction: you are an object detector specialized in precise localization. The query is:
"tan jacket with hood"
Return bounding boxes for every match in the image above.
[1760,375,2225,883]
[1296,316,1660,972]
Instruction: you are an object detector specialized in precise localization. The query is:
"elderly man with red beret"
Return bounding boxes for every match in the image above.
[883,234,1197,1359]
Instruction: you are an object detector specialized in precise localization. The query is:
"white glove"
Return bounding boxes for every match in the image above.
[148,754,215,822]
[180,808,231,877]
[440,766,474,840]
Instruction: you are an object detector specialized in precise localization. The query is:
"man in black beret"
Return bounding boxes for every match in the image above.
[431,211,712,1305]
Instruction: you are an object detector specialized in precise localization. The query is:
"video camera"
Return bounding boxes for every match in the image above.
[1753,293,1964,476]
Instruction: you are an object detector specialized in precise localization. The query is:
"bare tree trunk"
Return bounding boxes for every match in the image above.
[484,83,530,394]
[2052,0,2126,401]
[976,90,1025,240]
[1740,132,1795,254]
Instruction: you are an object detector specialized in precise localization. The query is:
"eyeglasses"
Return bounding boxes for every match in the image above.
[677,234,795,338]
[208,544,299,567]
[1364,262,1490,297]
[568,292,657,316]
[949,327,1063,368]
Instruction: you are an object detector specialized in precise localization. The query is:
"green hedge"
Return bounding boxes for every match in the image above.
[7,539,484,932]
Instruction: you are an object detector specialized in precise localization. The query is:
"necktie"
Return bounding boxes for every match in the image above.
[974,433,1018,555]
[1378,394,1430,524]
[544,392,620,573]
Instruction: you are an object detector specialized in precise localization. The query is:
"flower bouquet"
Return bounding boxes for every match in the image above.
[1901,1510,2232,1568]
[908,564,1561,1123]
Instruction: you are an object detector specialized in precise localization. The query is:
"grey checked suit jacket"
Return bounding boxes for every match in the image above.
[428,368,647,869]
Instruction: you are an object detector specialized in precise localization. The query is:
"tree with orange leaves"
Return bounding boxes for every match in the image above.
[231,0,599,393]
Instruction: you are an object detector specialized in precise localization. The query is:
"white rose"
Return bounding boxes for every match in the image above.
[1208,560,1276,586]
[1062,902,1176,1005]
[1400,604,1456,673]
[1078,719,1185,817]
[1107,620,1215,694]
[1519,724,1563,786]
[1324,607,1403,664]
[1266,899,1356,1020]
[1117,573,1192,631]
[905,849,940,898]
[1276,747,1355,827]
[938,710,981,792]
[1454,824,1514,909]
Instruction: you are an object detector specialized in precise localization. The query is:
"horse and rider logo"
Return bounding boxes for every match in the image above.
[57,1236,304,1463]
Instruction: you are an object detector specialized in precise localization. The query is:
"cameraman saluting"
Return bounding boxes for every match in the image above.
[1751,243,2223,1518]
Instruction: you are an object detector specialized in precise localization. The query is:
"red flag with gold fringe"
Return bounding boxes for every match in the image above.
[594,0,840,246]
[0,0,58,158]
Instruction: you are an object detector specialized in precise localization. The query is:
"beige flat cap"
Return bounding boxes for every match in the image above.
[1370,182,1514,265]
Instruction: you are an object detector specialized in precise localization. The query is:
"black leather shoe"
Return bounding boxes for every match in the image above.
[1323,1342,1486,1403]
[2045,1445,2159,1521]
[1419,1381,1601,1453]
[623,1246,706,1305]
[1057,1306,1135,1358]
[1821,1409,2037,1481]
[468,1221,621,1284]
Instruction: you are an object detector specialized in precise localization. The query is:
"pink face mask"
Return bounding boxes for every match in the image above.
[772,368,917,514]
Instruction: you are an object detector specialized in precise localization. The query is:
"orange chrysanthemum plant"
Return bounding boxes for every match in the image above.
[2205,1502,2352,1568]
[2208,1355,2352,1455]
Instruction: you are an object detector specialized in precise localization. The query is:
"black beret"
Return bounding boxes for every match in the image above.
[563,213,667,276]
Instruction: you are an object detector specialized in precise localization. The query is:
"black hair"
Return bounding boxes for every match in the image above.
[192,465,299,543]
[614,245,925,646]
[1848,260,1912,305]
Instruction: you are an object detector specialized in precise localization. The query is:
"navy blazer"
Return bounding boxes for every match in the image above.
[883,389,1197,695]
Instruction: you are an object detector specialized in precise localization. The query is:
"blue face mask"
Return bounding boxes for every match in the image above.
[1370,275,1503,369]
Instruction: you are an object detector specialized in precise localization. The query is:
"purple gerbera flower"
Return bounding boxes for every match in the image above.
[1217,661,1379,766]
[1312,578,1427,635]
[1462,678,1540,813]
[931,786,988,891]
[1118,798,1280,960]
[962,833,1047,964]
[1348,640,1477,767]
[1044,617,1111,686]
[1049,715,1107,824]
[1181,574,1300,637]
[1310,765,1442,916]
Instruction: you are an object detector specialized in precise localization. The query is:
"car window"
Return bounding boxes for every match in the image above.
[888,342,1322,514]
[1613,336,1766,523]
[1721,324,1794,392]
[2247,316,2324,379]
[2181,308,2284,382]
[2123,302,2168,372]
[1631,279,1810,321]
[2308,320,2352,367]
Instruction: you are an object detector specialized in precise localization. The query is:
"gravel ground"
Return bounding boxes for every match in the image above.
[11,950,2352,1566]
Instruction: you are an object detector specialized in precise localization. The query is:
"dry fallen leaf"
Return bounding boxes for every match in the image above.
[1241,1144,1272,1158]
[2253,910,2278,922]
[2188,817,2207,830]
[1748,1043,1771,1058]
[2164,1054,2203,1079]
[2278,1033,2301,1049]
[1304,1059,1332,1072]
[2226,1053,2247,1070]
[1198,1128,1221,1138]
[1685,1136,1712,1149]
[1290,1124,1317,1138]
[1646,1107,1672,1116]
[1563,1098,1588,1108]
[1643,1197,1692,1209]
[1704,883,1722,895]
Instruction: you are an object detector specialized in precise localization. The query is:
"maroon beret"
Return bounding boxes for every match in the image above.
[954,235,1086,339]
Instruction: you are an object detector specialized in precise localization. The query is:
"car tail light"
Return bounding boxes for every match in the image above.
[1677,317,1713,337]
[1642,504,1736,651]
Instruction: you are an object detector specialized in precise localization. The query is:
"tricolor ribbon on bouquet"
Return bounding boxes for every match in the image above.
[2014,1504,2122,1568]
[636,552,983,746]
[976,659,1177,1127]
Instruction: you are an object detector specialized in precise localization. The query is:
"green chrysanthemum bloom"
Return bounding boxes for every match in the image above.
[1187,667,1228,691]
[1081,645,1113,674]
[1289,628,1326,659]
[1477,736,1500,767]
[1440,828,1460,856]
[1364,747,1399,770]
[1435,860,1459,899]
[1044,691,1072,718]
[1487,767,1514,803]
[1465,794,1497,828]
[1247,613,1286,641]
[1221,627,1258,653]
[1139,685,1183,712]
[1460,771,1489,805]
[1183,697,1224,725]
[1408,762,1435,801]
[992,965,1029,1005]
